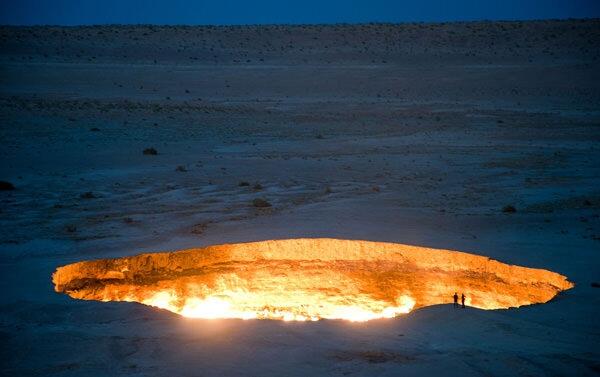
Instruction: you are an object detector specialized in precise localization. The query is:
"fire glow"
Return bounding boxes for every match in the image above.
[52,239,573,321]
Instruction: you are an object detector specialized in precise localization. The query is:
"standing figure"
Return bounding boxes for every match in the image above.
[461,293,466,308]
[453,292,458,308]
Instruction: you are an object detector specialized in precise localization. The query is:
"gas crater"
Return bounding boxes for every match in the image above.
[52,238,573,321]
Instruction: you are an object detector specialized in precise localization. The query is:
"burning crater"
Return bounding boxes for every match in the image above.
[52,239,573,321]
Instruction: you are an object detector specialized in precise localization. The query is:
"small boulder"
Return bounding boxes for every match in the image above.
[252,198,271,208]
[502,205,517,213]
[0,181,15,190]
[143,148,158,155]
[80,191,96,199]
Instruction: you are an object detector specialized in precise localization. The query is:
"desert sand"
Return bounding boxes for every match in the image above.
[1,20,600,376]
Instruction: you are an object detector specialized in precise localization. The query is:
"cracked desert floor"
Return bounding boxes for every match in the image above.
[1,20,600,376]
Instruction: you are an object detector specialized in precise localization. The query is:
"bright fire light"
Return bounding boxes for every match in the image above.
[52,238,573,321]
[135,290,416,321]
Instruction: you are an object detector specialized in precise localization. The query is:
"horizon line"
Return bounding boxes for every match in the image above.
[2,16,599,28]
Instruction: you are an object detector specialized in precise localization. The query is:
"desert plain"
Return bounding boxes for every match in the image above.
[1,19,600,376]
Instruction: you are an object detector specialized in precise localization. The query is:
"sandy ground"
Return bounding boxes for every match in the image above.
[1,20,600,376]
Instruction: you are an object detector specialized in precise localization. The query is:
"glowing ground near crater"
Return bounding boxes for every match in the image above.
[52,238,573,321]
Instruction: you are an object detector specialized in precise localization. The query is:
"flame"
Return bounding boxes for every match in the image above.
[52,239,573,321]
[137,290,416,321]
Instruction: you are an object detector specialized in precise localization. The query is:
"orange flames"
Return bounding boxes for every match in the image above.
[133,290,416,321]
[52,239,573,321]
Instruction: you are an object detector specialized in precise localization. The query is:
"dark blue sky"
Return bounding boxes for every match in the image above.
[1,0,599,25]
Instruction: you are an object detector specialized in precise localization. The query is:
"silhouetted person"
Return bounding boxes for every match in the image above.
[453,292,458,308]
[461,293,466,308]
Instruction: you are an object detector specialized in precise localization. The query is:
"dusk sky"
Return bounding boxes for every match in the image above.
[1,0,600,25]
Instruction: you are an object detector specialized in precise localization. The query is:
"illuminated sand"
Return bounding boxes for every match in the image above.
[52,238,573,321]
